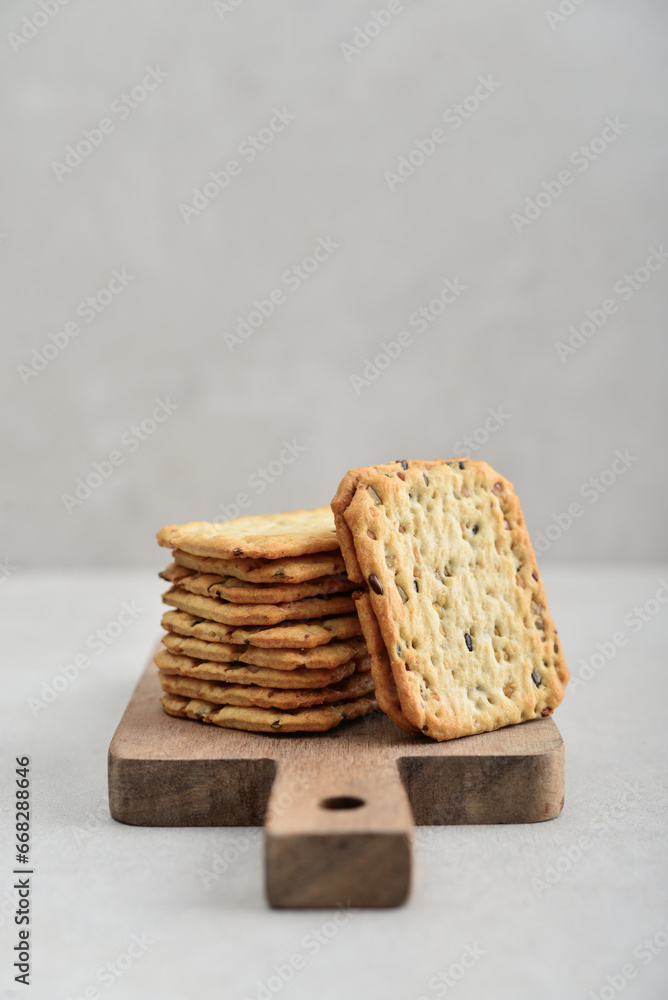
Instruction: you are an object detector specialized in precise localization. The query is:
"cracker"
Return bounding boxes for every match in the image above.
[332,460,446,583]
[159,563,354,604]
[161,692,378,733]
[161,586,355,626]
[173,548,346,584]
[155,649,357,689]
[157,507,339,560]
[159,669,374,710]
[161,608,362,648]
[161,628,368,670]
[352,591,420,735]
[334,459,569,740]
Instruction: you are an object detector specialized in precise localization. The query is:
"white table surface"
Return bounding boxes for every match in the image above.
[1,565,667,1000]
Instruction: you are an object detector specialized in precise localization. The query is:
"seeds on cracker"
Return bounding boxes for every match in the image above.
[159,669,374,710]
[164,609,363,649]
[331,458,569,740]
[160,626,368,670]
[156,505,374,733]
[157,507,339,560]
[160,562,355,605]
[161,692,378,733]
[155,649,360,689]
[162,586,356,627]
[173,548,347,583]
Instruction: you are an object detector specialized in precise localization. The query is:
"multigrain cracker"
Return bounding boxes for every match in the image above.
[161,628,368,670]
[161,692,378,733]
[155,649,357,688]
[159,563,354,604]
[173,548,346,583]
[161,586,355,626]
[352,590,420,736]
[159,670,374,710]
[332,460,446,582]
[157,508,339,560]
[333,459,569,740]
[160,608,363,648]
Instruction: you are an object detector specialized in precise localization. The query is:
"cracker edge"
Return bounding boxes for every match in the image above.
[353,591,420,735]
[331,461,448,583]
[157,507,340,560]
[341,459,570,740]
[154,648,358,689]
[160,692,378,733]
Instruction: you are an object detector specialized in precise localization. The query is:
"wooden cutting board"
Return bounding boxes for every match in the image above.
[108,656,565,909]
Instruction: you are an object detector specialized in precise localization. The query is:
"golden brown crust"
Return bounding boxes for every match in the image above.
[157,508,339,560]
[161,586,355,626]
[159,668,374,709]
[172,548,346,583]
[159,563,354,604]
[160,692,378,733]
[155,648,357,688]
[160,608,362,649]
[335,459,569,740]
[331,461,447,583]
[161,627,367,670]
[352,592,420,736]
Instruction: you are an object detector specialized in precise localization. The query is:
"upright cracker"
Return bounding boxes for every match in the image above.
[173,549,346,583]
[352,591,420,736]
[161,692,378,733]
[157,507,339,560]
[332,460,446,582]
[161,609,363,648]
[333,459,569,740]
[159,563,354,604]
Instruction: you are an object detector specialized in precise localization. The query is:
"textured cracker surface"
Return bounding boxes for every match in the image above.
[161,628,367,670]
[161,691,378,733]
[335,459,569,740]
[157,507,339,559]
[161,586,355,626]
[173,548,346,583]
[159,669,374,709]
[352,591,421,735]
[155,649,356,688]
[332,460,446,583]
[159,563,354,603]
[160,608,362,648]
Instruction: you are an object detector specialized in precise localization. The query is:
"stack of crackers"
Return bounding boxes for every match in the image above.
[155,508,378,733]
[155,458,569,742]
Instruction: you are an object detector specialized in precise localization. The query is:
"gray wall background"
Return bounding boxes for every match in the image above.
[1,0,666,567]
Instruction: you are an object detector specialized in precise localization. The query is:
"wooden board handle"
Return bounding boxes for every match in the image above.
[265,757,413,908]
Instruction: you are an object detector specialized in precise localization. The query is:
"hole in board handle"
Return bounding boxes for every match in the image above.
[320,796,366,811]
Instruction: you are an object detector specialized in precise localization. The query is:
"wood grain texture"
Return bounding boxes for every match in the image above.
[265,758,412,908]
[108,652,565,907]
